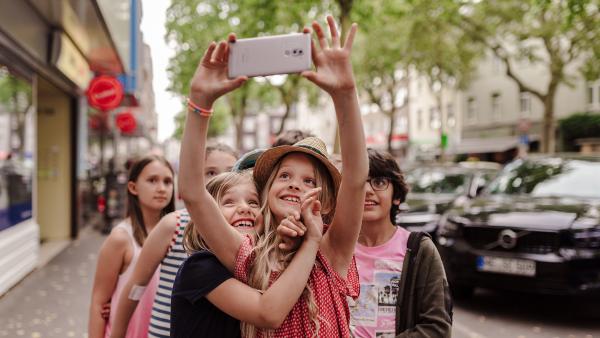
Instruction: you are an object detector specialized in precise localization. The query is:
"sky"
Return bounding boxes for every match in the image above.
[140,0,177,142]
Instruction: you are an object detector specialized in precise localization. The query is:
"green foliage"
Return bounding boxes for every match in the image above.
[559,112,600,150]
[165,0,332,141]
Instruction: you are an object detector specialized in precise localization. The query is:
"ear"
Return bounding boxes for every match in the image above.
[393,199,401,206]
[127,181,138,196]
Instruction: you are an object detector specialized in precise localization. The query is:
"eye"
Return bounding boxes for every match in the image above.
[278,172,290,180]
[164,178,173,185]
[206,170,217,177]
[222,199,235,206]
[248,199,260,207]
[373,177,388,189]
[304,177,316,187]
[148,177,158,183]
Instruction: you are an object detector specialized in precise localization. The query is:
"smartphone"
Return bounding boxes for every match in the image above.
[228,33,311,78]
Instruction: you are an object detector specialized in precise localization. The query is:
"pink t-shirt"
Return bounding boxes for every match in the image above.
[349,227,410,338]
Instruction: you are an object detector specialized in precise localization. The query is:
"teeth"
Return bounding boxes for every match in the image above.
[234,221,254,227]
[283,196,300,203]
[364,201,377,206]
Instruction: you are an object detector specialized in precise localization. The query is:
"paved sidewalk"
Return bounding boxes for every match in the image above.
[0,226,105,338]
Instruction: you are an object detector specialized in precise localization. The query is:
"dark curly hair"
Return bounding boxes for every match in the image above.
[367,148,409,222]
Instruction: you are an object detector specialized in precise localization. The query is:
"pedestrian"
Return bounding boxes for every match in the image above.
[88,155,175,338]
[350,149,452,337]
[110,144,239,338]
[178,15,368,337]
[170,171,323,337]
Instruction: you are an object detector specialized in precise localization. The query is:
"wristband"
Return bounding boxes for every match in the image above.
[128,284,147,301]
[187,98,213,117]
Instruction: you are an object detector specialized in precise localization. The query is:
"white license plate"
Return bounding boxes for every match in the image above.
[476,256,536,277]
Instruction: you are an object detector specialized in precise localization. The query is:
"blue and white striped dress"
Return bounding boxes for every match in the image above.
[148,210,190,338]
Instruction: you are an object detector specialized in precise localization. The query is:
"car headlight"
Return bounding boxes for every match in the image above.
[437,214,462,237]
[571,228,600,249]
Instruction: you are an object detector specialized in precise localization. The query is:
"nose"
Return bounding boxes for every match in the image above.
[237,201,253,215]
[365,181,375,194]
[288,178,301,191]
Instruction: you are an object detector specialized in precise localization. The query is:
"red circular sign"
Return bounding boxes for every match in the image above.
[115,111,137,134]
[87,75,124,111]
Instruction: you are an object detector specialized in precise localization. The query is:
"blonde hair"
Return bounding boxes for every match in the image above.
[242,153,337,338]
[182,170,257,254]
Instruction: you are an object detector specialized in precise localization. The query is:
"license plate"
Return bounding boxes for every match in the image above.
[476,256,536,277]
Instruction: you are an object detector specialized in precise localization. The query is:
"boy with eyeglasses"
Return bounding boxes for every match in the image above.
[349,148,453,338]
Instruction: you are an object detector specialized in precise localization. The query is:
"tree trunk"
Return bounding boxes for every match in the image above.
[541,94,556,154]
[277,101,291,135]
[387,109,396,153]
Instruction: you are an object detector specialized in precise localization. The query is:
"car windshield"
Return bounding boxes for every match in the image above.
[487,158,600,199]
[407,169,468,194]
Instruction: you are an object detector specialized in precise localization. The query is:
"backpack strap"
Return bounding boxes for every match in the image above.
[396,231,426,334]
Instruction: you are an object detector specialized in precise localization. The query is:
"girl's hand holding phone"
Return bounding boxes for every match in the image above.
[189,34,247,110]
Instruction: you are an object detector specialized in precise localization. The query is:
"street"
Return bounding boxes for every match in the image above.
[0,227,598,338]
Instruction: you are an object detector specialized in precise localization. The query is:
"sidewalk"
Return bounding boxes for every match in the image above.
[0,226,106,338]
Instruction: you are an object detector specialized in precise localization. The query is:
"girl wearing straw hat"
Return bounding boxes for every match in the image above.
[178,15,368,337]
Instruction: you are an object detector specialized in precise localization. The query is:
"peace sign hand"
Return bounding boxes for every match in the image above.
[302,16,358,96]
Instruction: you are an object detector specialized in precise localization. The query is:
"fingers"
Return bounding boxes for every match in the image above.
[301,70,318,83]
[201,41,217,64]
[343,23,358,51]
[312,21,328,50]
[279,216,305,237]
[228,33,237,43]
[326,15,340,48]
[213,41,228,63]
[226,76,248,89]
[279,237,296,251]
[302,27,311,34]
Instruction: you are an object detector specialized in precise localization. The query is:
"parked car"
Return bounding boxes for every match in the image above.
[437,155,600,297]
[397,162,499,235]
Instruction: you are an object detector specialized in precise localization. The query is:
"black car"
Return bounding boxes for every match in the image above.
[437,155,600,297]
[397,162,499,235]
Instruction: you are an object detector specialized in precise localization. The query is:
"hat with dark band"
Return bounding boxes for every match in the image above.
[253,137,341,192]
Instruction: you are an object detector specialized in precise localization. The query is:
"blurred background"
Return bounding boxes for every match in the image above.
[0,0,598,337]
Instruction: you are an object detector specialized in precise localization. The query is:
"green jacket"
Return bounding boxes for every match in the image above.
[395,233,453,337]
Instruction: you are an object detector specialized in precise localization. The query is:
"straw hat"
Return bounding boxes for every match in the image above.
[253,137,341,192]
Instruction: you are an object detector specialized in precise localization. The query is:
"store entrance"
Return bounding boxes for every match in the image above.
[36,77,73,245]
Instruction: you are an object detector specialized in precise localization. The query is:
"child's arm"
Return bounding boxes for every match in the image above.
[178,38,248,271]
[110,213,177,338]
[302,16,368,277]
[206,190,323,328]
[88,230,129,338]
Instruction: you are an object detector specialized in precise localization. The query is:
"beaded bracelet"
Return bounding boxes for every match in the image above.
[187,98,213,117]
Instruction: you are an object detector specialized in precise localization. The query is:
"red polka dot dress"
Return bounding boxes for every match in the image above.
[234,235,360,337]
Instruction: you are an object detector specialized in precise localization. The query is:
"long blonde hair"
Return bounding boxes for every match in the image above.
[182,171,257,254]
[242,153,337,338]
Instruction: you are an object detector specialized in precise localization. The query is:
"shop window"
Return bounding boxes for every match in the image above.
[520,92,531,116]
[0,64,34,231]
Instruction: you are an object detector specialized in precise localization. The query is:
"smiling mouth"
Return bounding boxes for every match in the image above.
[232,220,254,227]
[281,196,301,204]
[364,201,378,207]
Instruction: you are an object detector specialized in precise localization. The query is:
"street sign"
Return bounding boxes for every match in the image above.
[115,110,137,134]
[86,75,124,111]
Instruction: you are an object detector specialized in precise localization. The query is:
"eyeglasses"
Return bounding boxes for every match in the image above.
[366,177,391,191]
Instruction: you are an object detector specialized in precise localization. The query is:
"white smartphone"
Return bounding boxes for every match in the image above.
[228,33,312,78]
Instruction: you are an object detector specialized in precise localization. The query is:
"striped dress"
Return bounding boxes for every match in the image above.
[148,210,190,337]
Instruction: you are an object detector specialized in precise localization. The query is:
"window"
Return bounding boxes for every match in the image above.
[429,107,441,130]
[447,103,456,128]
[416,109,423,130]
[588,86,594,104]
[491,92,501,120]
[0,64,34,231]
[520,92,531,116]
[467,97,476,122]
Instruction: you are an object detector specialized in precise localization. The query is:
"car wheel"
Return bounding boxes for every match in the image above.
[451,284,474,300]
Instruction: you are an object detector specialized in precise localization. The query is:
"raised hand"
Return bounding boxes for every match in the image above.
[301,15,358,96]
[189,34,247,109]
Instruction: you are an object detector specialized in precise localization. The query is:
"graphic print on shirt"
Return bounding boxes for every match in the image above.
[350,259,402,336]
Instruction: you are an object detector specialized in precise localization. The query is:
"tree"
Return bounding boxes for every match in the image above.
[436,0,600,153]
[166,0,329,148]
